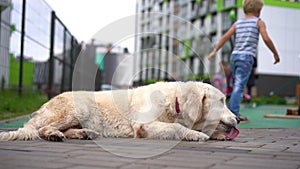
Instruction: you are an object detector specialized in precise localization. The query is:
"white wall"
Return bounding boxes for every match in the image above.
[257,6,300,76]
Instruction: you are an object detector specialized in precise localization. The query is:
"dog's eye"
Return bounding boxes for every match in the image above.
[220,97,225,104]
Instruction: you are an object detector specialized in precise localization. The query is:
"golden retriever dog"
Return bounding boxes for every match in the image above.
[0,82,239,141]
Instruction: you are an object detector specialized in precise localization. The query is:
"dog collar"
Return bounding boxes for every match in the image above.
[176,97,183,119]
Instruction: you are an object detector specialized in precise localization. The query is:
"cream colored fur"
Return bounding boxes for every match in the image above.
[0,81,238,141]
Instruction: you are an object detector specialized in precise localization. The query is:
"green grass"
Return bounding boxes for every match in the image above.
[0,90,48,120]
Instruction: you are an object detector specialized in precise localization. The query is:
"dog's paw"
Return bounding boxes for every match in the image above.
[45,131,66,142]
[82,129,100,140]
[184,130,209,141]
[210,133,227,141]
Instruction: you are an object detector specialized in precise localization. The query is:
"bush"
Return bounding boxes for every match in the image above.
[250,95,287,105]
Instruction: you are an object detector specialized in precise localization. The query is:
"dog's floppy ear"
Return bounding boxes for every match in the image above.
[200,85,225,137]
[180,83,204,127]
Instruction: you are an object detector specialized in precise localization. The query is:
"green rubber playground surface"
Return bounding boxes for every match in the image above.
[0,116,30,128]
[0,105,299,129]
[238,105,300,128]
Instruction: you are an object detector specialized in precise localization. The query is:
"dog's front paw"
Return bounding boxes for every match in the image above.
[45,131,66,142]
[210,133,227,141]
[184,130,209,141]
[83,129,100,140]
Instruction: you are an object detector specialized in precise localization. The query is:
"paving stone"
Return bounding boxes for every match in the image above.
[225,157,300,169]
[0,163,42,169]
[74,154,137,163]
[167,149,213,158]
[163,167,196,169]
[285,144,300,153]
[209,163,264,169]
[260,143,290,151]
[211,151,275,159]
[136,157,215,168]
[0,150,73,169]
[119,163,166,169]
[55,157,129,168]
[68,149,119,157]
[65,165,102,169]
[274,154,300,161]
[4,159,73,169]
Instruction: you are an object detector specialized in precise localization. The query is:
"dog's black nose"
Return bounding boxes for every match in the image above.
[236,116,241,124]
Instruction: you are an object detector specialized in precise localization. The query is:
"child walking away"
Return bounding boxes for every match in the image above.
[208,0,280,122]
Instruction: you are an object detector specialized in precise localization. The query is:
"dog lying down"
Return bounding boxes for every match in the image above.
[0,82,240,142]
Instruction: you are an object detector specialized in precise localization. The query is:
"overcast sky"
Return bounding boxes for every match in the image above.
[45,0,136,51]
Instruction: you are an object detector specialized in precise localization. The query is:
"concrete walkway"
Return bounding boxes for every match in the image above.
[0,128,300,169]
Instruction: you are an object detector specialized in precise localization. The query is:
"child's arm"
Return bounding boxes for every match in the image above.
[258,20,280,64]
[208,22,236,60]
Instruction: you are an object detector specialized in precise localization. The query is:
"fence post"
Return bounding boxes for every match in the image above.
[69,36,75,91]
[60,28,67,93]
[48,11,55,99]
[18,0,26,96]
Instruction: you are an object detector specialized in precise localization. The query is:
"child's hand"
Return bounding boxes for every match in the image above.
[273,54,280,64]
[208,51,216,61]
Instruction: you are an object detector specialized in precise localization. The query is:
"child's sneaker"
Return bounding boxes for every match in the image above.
[237,115,249,122]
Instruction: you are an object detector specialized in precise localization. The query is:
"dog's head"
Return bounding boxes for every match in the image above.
[208,104,240,140]
[188,82,239,140]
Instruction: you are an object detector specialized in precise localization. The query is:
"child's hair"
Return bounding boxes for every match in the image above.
[243,0,264,14]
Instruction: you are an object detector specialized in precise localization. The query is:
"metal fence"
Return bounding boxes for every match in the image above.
[47,11,81,99]
[7,0,81,98]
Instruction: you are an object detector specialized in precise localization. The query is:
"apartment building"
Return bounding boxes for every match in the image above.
[0,0,11,88]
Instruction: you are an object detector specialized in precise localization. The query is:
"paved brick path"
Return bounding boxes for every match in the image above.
[1,128,300,169]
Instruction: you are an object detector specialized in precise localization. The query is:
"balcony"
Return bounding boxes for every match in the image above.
[198,7,207,16]
[209,3,217,13]
[223,0,236,8]
[198,0,208,16]
[210,24,217,33]
[199,26,206,36]
[0,0,10,11]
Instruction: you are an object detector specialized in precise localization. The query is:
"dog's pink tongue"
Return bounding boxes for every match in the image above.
[226,126,240,139]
